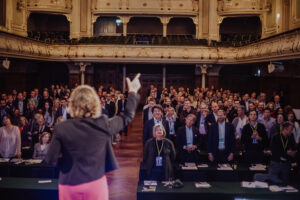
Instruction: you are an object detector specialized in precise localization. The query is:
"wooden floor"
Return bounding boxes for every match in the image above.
[106,111,143,200]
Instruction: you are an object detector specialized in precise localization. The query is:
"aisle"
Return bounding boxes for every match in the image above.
[106,111,143,200]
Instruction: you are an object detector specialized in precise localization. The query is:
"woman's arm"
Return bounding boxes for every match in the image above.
[107,74,141,135]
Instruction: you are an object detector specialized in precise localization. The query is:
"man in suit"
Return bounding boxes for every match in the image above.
[179,99,197,126]
[195,104,209,151]
[142,98,155,125]
[177,114,201,163]
[208,109,235,164]
[143,104,170,145]
[206,101,219,129]
[105,94,116,118]
[240,93,250,113]
[55,98,70,121]
[117,94,128,136]
[241,110,268,164]
[13,92,27,116]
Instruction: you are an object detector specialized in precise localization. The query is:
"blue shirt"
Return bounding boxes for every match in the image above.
[218,122,225,149]
[186,126,193,146]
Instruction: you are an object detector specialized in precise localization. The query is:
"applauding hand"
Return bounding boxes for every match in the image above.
[126,73,141,94]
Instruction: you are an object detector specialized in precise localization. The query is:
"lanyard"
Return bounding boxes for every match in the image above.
[280,134,289,151]
[156,139,165,156]
[280,125,282,134]
[250,124,257,132]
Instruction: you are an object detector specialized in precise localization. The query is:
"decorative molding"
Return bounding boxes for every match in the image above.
[0,30,300,64]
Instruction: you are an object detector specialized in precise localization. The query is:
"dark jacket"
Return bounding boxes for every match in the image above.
[117,99,127,115]
[195,113,209,135]
[206,113,218,128]
[45,93,140,185]
[143,107,152,125]
[55,107,71,121]
[241,123,268,152]
[208,122,235,157]
[142,138,176,180]
[105,101,116,118]
[143,118,170,145]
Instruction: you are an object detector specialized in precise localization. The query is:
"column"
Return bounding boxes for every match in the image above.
[122,64,126,93]
[208,0,220,41]
[119,16,131,36]
[159,17,171,37]
[79,63,87,85]
[201,64,208,89]
[191,17,199,39]
[207,65,222,89]
[162,65,166,88]
[70,0,81,38]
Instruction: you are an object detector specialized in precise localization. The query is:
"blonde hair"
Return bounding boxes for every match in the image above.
[152,124,166,138]
[68,85,101,118]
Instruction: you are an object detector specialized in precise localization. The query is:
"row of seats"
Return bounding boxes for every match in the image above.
[27,31,260,46]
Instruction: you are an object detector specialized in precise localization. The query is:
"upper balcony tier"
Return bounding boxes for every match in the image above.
[92,0,199,16]
[26,0,73,13]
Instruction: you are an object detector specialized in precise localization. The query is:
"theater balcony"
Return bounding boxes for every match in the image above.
[92,0,199,16]
[27,0,72,14]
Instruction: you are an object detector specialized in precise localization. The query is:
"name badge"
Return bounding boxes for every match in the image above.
[252,138,258,144]
[280,157,287,161]
[156,156,163,167]
[200,123,205,128]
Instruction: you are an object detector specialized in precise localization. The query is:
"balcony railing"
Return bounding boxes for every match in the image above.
[27,0,72,13]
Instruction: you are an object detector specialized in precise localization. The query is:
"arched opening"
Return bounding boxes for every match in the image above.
[167,18,195,36]
[220,16,262,46]
[27,13,70,42]
[127,17,162,35]
[93,16,123,37]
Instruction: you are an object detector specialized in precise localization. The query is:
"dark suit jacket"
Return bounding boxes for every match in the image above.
[143,118,170,145]
[206,113,217,129]
[176,126,201,151]
[117,99,127,115]
[241,123,268,152]
[143,107,152,125]
[208,122,235,157]
[13,100,27,115]
[55,107,71,121]
[195,113,209,135]
[45,93,140,185]
[105,101,116,118]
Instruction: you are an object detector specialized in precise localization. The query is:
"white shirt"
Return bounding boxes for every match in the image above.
[236,116,248,137]
[0,126,21,158]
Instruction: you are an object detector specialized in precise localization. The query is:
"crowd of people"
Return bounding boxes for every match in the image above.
[0,84,129,160]
[1,83,300,185]
[141,85,300,184]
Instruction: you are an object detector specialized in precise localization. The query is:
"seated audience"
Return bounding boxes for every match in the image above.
[254,122,297,185]
[0,114,21,158]
[143,124,176,181]
[177,114,201,163]
[33,132,51,160]
[208,109,235,164]
[241,110,268,164]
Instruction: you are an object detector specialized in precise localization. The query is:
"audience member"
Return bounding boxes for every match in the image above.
[33,132,51,160]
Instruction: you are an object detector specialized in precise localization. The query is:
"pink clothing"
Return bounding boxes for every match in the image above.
[58,175,108,200]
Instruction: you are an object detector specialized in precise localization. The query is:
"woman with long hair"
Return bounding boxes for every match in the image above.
[45,74,141,200]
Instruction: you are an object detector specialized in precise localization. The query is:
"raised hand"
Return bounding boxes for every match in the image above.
[126,73,141,94]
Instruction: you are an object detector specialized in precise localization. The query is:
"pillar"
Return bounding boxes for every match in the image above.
[162,65,166,88]
[159,17,171,37]
[122,64,126,93]
[119,16,131,36]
